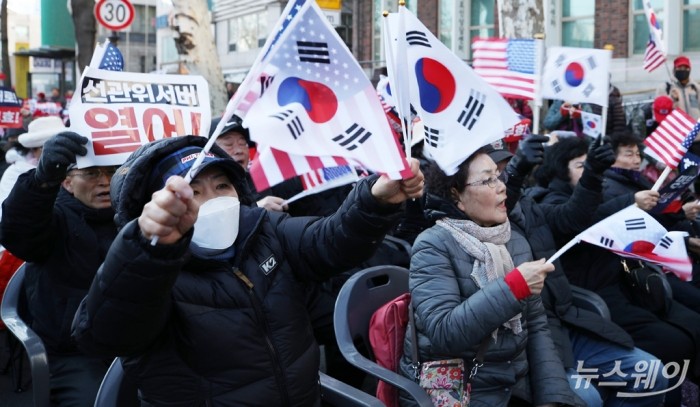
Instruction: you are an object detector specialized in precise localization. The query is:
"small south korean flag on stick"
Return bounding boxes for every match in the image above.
[541,46,612,107]
[581,111,602,138]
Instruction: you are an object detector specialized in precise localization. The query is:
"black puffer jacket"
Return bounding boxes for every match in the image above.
[72,136,402,406]
[511,192,634,369]
[0,174,117,354]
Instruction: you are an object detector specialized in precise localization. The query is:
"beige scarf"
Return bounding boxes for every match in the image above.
[436,217,523,340]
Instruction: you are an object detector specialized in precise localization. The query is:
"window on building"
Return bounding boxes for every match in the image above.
[468,0,495,39]
[562,0,594,48]
[336,12,353,48]
[631,0,664,54]
[683,0,700,51]
[467,0,495,57]
[372,0,418,65]
[439,0,454,47]
[131,5,156,34]
[228,11,268,53]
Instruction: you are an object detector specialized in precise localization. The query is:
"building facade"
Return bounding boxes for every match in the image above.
[195,0,697,99]
[96,0,158,74]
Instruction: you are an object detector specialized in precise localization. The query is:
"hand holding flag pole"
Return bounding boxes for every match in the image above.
[149,125,226,246]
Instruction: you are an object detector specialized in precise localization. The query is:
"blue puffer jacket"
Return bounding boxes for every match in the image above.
[72,136,402,406]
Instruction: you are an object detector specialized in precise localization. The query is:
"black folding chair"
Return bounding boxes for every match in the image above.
[333,265,432,406]
[0,264,50,407]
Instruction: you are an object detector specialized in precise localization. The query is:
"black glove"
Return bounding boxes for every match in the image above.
[506,134,549,178]
[34,131,88,185]
[585,136,615,175]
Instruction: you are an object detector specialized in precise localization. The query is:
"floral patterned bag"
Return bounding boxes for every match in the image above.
[416,337,490,407]
[418,358,469,406]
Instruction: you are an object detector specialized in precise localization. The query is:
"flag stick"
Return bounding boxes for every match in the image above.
[382,8,411,158]
[150,0,309,246]
[651,166,672,191]
[546,237,580,264]
[533,35,545,135]
[600,105,608,138]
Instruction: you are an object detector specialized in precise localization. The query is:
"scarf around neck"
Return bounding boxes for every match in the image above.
[436,217,523,340]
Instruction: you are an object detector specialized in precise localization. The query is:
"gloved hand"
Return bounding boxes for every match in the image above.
[35,131,88,185]
[506,134,549,178]
[584,136,616,174]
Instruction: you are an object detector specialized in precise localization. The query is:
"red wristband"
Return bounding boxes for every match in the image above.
[505,268,531,300]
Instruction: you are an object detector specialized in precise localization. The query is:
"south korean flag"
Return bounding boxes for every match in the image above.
[541,46,612,107]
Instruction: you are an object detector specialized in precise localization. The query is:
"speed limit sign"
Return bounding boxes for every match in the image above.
[95,0,135,31]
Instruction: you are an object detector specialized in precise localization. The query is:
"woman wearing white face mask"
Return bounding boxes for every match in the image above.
[72,136,425,407]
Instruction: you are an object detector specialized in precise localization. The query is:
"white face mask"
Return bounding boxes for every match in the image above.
[191,196,240,250]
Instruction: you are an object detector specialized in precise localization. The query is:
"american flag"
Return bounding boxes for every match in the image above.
[472,38,536,100]
[240,0,410,189]
[250,146,353,191]
[644,109,697,169]
[301,165,354,190]
[261,0,306,61]
[642,1,666,73]
[643,36,666,72]
[98,43,124,71]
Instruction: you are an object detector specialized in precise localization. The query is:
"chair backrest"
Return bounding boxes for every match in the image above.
[94,358,139,407]
[570,285,611,320]
[0,263,51,407]
[333,265,433,406]
[319,371,384,406]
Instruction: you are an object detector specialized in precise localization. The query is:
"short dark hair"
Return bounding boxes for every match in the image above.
[534,137,589,186]
[609,131,643,155]
[425,147,488,202]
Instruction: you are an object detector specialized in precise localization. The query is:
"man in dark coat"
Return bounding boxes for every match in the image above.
[0,131,118,406]
[72,136,424,406]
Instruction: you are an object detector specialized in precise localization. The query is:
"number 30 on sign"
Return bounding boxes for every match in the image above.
[95,0,135,31]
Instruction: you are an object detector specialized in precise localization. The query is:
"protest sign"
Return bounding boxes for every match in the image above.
[70,67,210,168]
[0,88,23,128]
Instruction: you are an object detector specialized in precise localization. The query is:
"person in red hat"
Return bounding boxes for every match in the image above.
[657,55,700,120]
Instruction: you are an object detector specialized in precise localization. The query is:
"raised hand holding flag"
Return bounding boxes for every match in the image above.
[237,0,410,186]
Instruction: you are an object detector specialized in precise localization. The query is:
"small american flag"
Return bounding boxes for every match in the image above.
[644,109,697,169]
[99,43,124,71]
[643,37,666,73]
[472,38,536,100]
[301,165,354,190]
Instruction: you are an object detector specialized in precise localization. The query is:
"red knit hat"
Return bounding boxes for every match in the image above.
[653,95,674,123]
[674,56,691,69]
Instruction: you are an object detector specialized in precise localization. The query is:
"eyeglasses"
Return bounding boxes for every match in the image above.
[69,167,118,181]
[464,171,508,189]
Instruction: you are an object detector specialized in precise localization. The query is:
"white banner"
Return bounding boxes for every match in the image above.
[69,67,211,168]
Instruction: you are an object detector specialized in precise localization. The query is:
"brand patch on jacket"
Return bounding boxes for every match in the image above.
[259,255,278,275]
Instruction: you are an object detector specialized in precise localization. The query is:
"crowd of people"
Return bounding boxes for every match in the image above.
[0,55,699,407]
